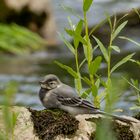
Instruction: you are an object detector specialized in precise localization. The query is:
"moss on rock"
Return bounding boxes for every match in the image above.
[28,108,79,140]
[134,112,140,120]
[113,121,134,140]
[88,117,134,140]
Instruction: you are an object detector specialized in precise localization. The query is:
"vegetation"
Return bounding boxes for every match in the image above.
[0,24,47,54]
[0,1,139,140]
[56,0,136,109]
[119,8,140,110]
[56,0,140,139]
[0,82,18,140]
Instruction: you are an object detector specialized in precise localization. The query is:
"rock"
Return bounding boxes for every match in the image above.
[0,0,58,46]
[0,106,38,140]
[0,106,140,140]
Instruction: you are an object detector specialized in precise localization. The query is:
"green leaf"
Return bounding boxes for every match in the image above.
[55,61,78,78]
[0,23,46,54]
[12,112,18,128]
[79,58,86,69]
[74,20,83,48]
[122,77,140,92]
[58,33,75,55]
[133,8,140,19]
[81,88,92,98]
[65,29,87,45]
[111,45,120,53]
[95,78,100,89]
[91,85,98,97]
[119,36,140,48]
[83,0,93,12]
[82,76,92,86]
[67,17,74,30]
[129,59,140,66]
[111,53,135,73]
[83,36,93,62]
[105,13,112,32]
[93,36,109,62]
[112,21,128,40]
[82,89,92,98]
[98,91,107,102]
[130,106,140,110]
[74,77,82,94]
[89,56,102,75]
[83,37,93,62]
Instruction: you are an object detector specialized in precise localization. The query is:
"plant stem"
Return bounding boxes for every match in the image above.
[84,12,94,85]
[108,34,113,79]
[75,47,82,95]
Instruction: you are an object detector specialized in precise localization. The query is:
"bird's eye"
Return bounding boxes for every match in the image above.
[49,82,54,85]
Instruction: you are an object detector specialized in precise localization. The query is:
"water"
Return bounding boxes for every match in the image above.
[0,0,140,116]
[52,0,140,34]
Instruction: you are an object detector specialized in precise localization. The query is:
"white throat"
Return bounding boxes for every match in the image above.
[57,84,61,88]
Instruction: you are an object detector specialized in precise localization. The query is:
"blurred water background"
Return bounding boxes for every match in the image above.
[0,0,140,116]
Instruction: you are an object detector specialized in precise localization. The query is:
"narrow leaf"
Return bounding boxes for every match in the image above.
[83,36,93,62]
[74,77,82,94]
[79,58,86,69]
[95,78,100,89]
[89,56,102,75]
[122,77,140,92]
[59,33,75,55]
[130,106,140,110]
[82,76,92,86]
[91,85,98,97]
[55,61,78,78]
[105,13,112,32]
[67,17,74,30]
[74,20,83,48]
[133,8,140,19]
[111,45,120,53]
[93,36,109,62]
[83,0,93,12]
[65,29,87,45]
[111,53,135,73]
[119,36,140,48]
[81,88,92,98]
[112,21,128,40]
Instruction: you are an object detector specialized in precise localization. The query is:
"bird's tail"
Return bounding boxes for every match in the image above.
[94,110,138,123]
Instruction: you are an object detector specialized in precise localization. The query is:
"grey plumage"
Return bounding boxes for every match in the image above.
[39,74,137,123]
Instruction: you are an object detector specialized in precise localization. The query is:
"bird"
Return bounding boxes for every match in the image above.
[39,74,138,123]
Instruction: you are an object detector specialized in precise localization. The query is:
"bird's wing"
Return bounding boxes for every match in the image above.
[57,95,99,110]
[53,84,78,98]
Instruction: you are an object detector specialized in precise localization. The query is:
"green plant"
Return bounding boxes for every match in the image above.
[56,0,134,110]
[117,8,140,111]
[0,23,47,54]
[55,0,139,139]
[123,77,140,110]
[0,81,18,140]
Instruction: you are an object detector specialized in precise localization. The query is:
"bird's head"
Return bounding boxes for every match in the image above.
[39,74,61,90]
